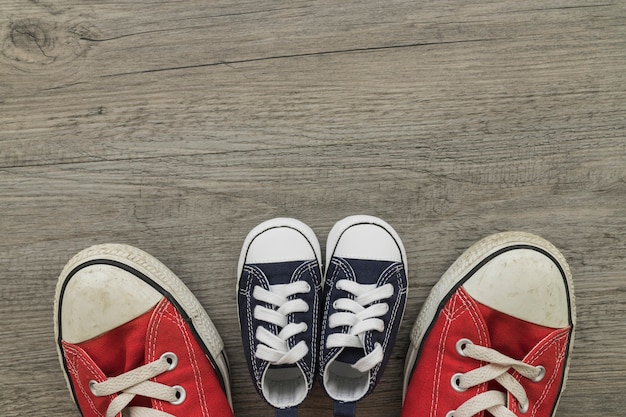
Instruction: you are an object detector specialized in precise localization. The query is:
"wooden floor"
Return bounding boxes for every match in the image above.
[1,1,625,416]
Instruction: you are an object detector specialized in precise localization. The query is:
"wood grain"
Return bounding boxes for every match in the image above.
[1,1,625,416]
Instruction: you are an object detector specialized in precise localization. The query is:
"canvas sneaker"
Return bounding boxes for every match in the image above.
[237,218,323,417]
[319,215,408,417]
[402,232,576,417]
[54,244,234,417]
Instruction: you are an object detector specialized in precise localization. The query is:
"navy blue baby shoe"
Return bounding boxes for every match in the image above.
[319,215,408,417]
[237,218,323,417]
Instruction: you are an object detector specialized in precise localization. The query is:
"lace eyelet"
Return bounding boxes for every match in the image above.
[332,300,339,309]
[455,338,473,356]
[518,400,529,414]
[531,365,546,382]
[450,373,467,392]
[161,352,178,371]
[171,385,186,405]
[88,380,98,395]
[445,411,455,417]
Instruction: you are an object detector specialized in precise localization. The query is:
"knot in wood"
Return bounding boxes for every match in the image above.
[4,18,56,64]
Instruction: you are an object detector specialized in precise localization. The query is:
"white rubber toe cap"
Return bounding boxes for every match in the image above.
[238,219,321,276]
[463,248,570,328]
[60,264,162,343]
[246,227,317,264]
[328,215,405,264]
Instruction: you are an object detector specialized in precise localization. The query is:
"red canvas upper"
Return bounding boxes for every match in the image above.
[402,287,571,417]
[61,297,234,417]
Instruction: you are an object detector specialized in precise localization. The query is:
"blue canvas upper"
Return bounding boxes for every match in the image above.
[238,259,322,407]
[319,256,408,401]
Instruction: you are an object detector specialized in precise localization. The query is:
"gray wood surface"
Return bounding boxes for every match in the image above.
[1,1,625,416]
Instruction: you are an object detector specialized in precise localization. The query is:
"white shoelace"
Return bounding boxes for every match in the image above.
[449,340,546,417]
[253,281,311,365]
[326,279,394,372]
[89,352,184,417]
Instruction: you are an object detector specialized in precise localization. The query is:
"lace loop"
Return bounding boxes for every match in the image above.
[89,353,181,417]
[253,281,311,365]
[326,280,393,373]
[450,341,545,417]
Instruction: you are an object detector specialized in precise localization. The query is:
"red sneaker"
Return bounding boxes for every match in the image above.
[402,232,575,417]
[54,244,234,417]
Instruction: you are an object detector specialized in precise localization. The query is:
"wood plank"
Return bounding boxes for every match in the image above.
[1,0,625,416]
[1,1,624,166]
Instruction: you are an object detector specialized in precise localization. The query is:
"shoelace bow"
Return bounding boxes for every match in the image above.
[89,352,184,417]
[253,281,311,365]
[326,279,394,372]
[449,340,546,417]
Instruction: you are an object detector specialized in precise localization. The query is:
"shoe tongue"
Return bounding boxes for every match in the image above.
[269,363,299,370]
[255,260,312,285]
[336,347,366,365]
